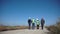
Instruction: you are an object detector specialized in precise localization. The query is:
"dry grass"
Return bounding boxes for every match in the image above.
[0,26,29,31]
[47,22,60,34]
[0,26,7,31]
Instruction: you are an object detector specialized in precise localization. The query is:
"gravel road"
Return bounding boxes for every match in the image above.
[0,27,50,34]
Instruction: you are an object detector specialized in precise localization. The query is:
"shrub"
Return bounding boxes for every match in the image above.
[47,21,60,34]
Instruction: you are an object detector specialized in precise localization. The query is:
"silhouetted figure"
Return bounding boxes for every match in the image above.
[32,19,35,29]
[36,18,40,29]
[41,18,45,30]
[28,17,32,29]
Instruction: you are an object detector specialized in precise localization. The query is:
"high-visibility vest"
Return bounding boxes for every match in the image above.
[36,20,40,25]
[32,19,35,23]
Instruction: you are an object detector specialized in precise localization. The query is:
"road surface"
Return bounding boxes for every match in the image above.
[0,27,50,34]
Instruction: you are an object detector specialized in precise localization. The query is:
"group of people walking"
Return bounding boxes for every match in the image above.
[28,17,45,30]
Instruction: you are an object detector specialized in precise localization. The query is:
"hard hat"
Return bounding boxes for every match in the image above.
[36,18,38,20]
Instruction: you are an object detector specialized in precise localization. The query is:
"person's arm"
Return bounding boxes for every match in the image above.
[31,19,32,23]
[35,19,36,23]
[39,21,40,25]
[44,20,45,24]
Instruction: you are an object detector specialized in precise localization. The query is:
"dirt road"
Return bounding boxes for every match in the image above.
[0,27,49,34]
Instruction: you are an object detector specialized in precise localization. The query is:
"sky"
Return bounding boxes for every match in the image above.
[0,0,60,26]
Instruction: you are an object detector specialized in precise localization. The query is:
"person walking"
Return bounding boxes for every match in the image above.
[36,18,40,29]
[41,18,45,30]
[32,18,35,29]
[28,17,32,29]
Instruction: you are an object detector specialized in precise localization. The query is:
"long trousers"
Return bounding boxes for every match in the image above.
[28,23,31,29]
[37,25,39,29]
[32,23,35,29]
[41,24,44,30]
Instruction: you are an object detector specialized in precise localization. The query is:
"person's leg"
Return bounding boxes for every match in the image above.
[38,25,39,29]
[41,24,43,30]
[34,23,35,29]
[33,23,34,29]
[32,23,33,29]
[43,24,44,29]
[32,23,35,29]
[37,25,38,29]
[42,25,43,30]
[29,23,31,29]
[28,23,29,29]
[37,25,39,29]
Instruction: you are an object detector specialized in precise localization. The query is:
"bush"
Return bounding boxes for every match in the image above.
[47,21,60,34]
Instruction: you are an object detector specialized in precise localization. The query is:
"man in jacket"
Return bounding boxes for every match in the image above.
[41,18,45,30]
[28,17,32,29]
